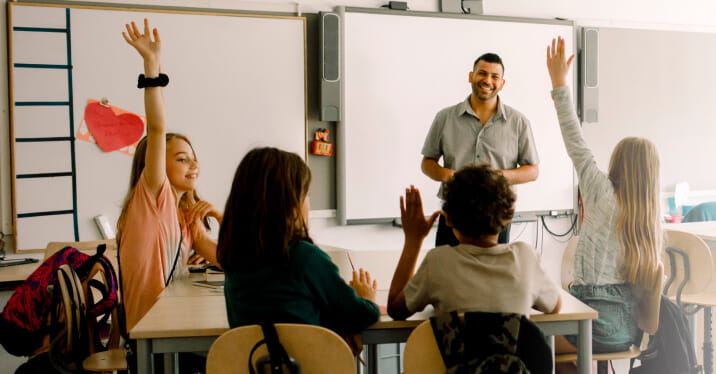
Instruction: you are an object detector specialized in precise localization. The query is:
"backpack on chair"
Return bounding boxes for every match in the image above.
[0,245,119,373]
[630,295,701,374]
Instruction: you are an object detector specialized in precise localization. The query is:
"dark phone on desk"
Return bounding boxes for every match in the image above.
[188,263,210,273]
[188,263,223,273]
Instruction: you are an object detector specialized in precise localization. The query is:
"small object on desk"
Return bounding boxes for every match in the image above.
[667,215,684,223]
[0,258,39,267]
[346,251,356,272]
[188,263,211,273]
[206,267,225,283]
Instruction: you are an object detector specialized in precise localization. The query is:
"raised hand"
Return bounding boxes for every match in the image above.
[546,36,575,89]
[400,186,440,245]
[349,268,378,302]
[122,18,161,72]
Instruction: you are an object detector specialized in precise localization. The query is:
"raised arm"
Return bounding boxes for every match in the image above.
[122,19,167,197]
[547,37,607,191]
[388,186,439,320]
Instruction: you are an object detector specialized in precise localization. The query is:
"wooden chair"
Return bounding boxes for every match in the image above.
[49,264,127,373]
[206,323,356,374]
[403,320,446,374]
[662,229,715,374]
[560,236,579,290]
[404,315,553,374]
[44,239,118,271]
[44,239,117,257]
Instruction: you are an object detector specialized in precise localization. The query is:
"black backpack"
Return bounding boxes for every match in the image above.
[630,295,701,374]
[430,311,552,374]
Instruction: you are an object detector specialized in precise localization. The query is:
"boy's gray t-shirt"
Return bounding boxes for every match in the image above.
[404,242,560,316]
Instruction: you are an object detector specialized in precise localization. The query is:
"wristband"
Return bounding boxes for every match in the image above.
[137,73,169,88]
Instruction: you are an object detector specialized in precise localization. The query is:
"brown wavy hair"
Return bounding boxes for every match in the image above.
[217,147,312,271]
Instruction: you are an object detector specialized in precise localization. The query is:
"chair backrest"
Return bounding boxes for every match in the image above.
[45,239,118,272]
[560,236,579,290]
[82,257,122,353]
[49,264,90,372]
[682,201,716,223]
[405,314,551,374]
[206,323,356,374]
[45,239,117,258]
[403,320,446,374]
[663,230,713,298]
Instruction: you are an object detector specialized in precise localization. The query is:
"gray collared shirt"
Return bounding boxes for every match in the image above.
[422,95,539,197]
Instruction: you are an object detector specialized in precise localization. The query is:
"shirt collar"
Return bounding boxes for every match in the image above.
[460,95,506,123]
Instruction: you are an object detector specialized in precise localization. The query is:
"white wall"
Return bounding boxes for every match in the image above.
[3,0,716,281]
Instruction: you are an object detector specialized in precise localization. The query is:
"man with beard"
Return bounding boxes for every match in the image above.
[421,53,539,246]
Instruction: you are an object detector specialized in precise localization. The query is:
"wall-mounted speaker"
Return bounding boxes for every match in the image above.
[320,12,341,121]
[580,27,599,123]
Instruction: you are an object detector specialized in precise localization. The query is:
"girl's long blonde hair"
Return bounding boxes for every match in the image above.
[608,137,662,288]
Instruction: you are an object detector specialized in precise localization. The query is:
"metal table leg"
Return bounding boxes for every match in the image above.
[137,339,152,374]
[705,307,713,374]
[577,319,593,374]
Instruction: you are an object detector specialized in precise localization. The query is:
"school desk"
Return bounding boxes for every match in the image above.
[130,278,597,374]
[664,221,716,242]
[0,254,42,290]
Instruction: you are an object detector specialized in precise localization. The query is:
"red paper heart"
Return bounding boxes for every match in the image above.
[84,101,144,152]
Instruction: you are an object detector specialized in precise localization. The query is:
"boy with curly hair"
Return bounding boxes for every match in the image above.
[388,164,561,320]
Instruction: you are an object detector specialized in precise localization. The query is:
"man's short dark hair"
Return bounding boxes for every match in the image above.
[473,53,505,76]
[442,164,515,239]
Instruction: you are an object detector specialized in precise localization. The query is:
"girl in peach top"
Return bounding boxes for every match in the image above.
[116,19,221,332]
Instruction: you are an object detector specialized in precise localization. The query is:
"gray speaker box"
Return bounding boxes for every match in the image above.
[580,27,599,123]
[320,12,341,122]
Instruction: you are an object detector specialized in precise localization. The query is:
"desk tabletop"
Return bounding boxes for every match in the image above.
[0,254,42,285]
[159,274,224,297]
[130,295,228,339]
[369,289,597,330]
[130,282,596,340]
[665,221,716,241]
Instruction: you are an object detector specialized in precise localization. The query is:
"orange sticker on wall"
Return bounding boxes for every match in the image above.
[79,99,145,154]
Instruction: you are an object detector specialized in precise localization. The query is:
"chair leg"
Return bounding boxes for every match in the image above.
[597,360,609,374]
[705,307,713,374]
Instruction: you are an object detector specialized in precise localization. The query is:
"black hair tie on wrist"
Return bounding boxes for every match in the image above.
[137,73,169,88]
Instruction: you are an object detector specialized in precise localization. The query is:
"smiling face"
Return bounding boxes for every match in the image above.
[166,137,199,194]
[469,60,505,102]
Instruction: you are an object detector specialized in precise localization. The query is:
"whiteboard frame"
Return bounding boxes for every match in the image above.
[337,7,577,224]
[8,2,307,251]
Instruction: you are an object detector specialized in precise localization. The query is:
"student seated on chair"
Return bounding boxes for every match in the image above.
[546,37,663,373]
[216,148,380,343]
[388,164,562,321]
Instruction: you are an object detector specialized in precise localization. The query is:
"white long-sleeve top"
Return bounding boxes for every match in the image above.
[551,86,625,285]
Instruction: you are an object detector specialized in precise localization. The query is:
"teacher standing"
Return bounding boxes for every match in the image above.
[421,53,539,246]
